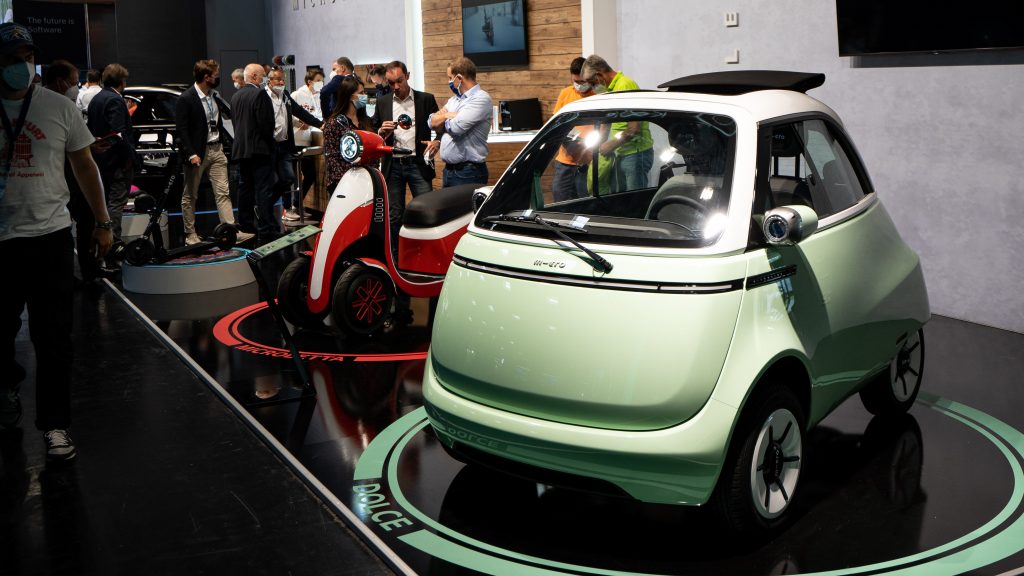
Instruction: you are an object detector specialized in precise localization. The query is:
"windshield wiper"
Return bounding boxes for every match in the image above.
[482,211,614,273]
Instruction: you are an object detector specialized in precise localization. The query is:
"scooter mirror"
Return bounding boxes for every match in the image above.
[396,114,412,130]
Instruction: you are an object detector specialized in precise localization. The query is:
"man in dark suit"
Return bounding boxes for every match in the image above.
[371,60,441,243]
[87,63,134,242]
[265,65,322,221]
[175,59,254,245]
[319,56,353,119]
[229,63,276,239]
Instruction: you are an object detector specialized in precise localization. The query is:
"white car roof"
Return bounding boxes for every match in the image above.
[557,88,841,126]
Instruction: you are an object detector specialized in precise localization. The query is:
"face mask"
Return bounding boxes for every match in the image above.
[328,70,336,80]
[448,77,462,97]
[64,84,79,102]
[592,83,608,94]
[260,77,268,88]
[354,94,367,109]
[271,84,284,96]
[573,82,591,93]
[209,76,220,89]
[233,81,242,89]
[312,80,323,92]
[2,61,34,91]
[376,83,390,95]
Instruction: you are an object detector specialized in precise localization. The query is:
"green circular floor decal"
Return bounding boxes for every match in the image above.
[352,392,1024,576]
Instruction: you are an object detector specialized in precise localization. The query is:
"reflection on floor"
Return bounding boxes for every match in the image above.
[115,237,1024,576]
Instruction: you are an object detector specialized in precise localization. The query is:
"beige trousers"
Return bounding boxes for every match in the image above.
[181,142,235,236]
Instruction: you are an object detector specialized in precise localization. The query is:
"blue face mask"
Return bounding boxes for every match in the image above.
[2,61,34,91]
[355,94,367,109]
[448,77,462,97]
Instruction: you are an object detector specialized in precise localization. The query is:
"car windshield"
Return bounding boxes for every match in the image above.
[476,109,738,248]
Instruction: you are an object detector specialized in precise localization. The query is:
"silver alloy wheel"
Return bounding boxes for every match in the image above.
[891,330,924,402]
[749,408,802,519]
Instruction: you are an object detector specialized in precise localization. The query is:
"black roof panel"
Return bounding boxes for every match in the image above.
[659,71,825,95]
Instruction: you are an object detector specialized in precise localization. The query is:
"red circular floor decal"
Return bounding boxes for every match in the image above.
[214,301,428,363]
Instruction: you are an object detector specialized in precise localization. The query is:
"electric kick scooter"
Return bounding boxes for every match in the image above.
[122,151,240,266]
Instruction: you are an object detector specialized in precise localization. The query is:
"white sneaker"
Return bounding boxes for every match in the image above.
[282,209,300,221]
[44,429,76,461]
[185,233,202,246]
[235,231,255,243]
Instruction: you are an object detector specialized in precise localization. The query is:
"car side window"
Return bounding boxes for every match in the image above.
[764,119,867,219]
[797,119,866,217]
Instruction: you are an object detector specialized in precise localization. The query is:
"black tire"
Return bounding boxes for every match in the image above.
[860,329,925,417]
[276,256,328,330]
[124,238,155,266]
[712,385,805,536]
[212,222,238,250]
[331,263,395,337]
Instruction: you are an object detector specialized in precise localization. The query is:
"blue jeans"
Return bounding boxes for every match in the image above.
[616,148,654,192]
[552,160,588,202]
[442,162,488,188]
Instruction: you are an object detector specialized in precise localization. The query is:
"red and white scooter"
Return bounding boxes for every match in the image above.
[277,129,478,337]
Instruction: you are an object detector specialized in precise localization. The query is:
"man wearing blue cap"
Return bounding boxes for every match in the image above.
[0,22,113,461]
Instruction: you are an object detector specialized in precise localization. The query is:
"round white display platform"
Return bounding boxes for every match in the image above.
[121,248,256,294]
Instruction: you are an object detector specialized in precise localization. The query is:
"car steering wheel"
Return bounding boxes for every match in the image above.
[647,195,710,237]
[649,194,710,219]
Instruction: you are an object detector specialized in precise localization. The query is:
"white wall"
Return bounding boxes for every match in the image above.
[614,0,1024,333]
[270,0,408,87]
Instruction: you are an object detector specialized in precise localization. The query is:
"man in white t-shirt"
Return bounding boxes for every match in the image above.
[0,23,114,461]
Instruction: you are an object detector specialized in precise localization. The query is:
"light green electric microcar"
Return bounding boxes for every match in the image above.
[422,71,929,534]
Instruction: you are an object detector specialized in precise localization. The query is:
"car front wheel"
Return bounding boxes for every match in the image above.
[713,385,804,536]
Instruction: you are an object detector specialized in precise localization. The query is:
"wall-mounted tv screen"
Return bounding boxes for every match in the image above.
[462,0,528,69]
[837,0,1022,56]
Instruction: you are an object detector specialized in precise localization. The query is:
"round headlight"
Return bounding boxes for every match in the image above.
[340,132,363,163]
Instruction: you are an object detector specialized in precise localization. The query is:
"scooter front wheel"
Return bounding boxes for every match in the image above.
[332,263,395,337]
[277,256,328,330]
[124,238,155,266]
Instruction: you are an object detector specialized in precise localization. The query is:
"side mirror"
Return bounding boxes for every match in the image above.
[472,186,493,212]
[763,205,818,244]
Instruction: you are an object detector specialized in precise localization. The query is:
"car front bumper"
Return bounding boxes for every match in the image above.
[423,352,740,506]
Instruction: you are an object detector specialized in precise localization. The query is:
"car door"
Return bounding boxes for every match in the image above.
[757,116,896,421]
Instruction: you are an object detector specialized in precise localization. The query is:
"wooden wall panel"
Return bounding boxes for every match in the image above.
[421,0,583,186]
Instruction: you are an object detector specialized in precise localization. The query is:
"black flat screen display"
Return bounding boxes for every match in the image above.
[461,0,528,68]
[837,0,1023,56]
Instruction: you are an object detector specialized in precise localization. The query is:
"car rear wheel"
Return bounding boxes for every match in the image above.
[860,329,925,417]
[713,385,804,536]
[332,263,395,337]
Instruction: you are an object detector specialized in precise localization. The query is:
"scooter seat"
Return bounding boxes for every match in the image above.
[403,183,477,228]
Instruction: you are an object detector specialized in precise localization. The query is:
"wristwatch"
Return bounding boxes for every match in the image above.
[95,219,115,231]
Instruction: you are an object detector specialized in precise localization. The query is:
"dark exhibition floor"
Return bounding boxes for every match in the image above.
[3,229,1024,576]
